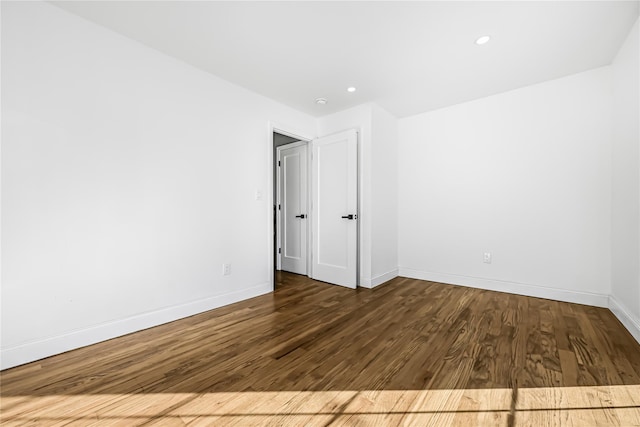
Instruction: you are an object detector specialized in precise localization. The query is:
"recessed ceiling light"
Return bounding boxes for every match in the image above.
[475,35,491,45]
[315,98,327,105]
[347,87,356,93]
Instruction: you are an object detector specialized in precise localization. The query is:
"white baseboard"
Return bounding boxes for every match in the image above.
[608,296,640,344]
[5,272,637,371]
[360,269,399,289]
[1,282,272,371]
[398,268,610,308]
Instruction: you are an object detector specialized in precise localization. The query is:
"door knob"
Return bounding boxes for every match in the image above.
[295,214,306,219]
[341,214,357,220]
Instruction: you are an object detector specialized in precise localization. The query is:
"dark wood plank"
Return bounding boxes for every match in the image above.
[2,272,640,426]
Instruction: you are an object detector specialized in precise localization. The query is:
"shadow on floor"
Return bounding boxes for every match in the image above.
[2,272,640,398]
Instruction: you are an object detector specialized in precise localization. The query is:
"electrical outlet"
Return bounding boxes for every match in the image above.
[222,263,231,276]
[483,252,492,264]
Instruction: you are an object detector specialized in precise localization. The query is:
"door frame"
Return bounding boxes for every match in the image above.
[267,123,361,291]
[268,123,313,291]
[276,140,309,273]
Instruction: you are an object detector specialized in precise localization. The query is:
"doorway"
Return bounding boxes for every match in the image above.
[271,128,359,289]
[273,132,310,280]
[276,139,309,275]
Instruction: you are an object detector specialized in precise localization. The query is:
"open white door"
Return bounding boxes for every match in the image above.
[278,142,308,275]
[311,129,358,288]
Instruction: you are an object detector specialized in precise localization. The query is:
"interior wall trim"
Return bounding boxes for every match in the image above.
[0,282,272,370]
[609,295,640,344]
[398,268,610,307]
[360,269,399,289]
[399,267,640,344]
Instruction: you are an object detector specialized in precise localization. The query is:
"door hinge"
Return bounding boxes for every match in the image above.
[278,204,281,210]
[278,160,281,167]
[278,248,281,254]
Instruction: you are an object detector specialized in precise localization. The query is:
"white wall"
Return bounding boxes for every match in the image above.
[370,105,399,285]
[3,2,636,371]
[398,67,613,306]
[316,103,399,288]
[1,1,315,369]
[610,18,640,341]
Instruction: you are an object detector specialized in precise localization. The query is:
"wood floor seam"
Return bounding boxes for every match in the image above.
[2,272,640,426]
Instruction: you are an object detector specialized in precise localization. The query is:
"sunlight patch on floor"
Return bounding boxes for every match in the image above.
[1,385,639,426]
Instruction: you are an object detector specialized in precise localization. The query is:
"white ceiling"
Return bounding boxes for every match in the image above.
[52,1,639,118]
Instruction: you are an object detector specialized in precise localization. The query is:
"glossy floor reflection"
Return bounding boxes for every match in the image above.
[2,272,640,425]
[2,386,640,426]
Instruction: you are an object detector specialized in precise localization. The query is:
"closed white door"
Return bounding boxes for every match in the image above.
[311,130,358,288]
[278,143,308,275]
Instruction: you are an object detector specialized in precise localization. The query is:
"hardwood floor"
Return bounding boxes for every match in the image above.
[2,272,640,426]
